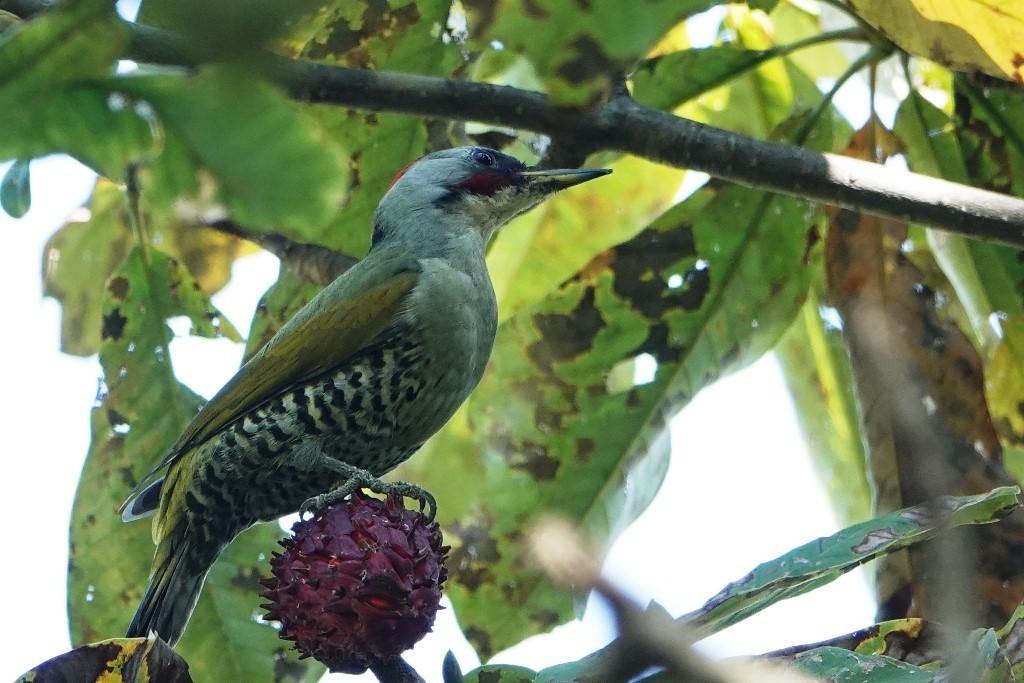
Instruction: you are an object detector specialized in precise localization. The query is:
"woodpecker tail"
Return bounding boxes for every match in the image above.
[125,538,211,646]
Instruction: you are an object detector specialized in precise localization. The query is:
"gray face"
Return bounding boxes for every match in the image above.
[373,147,549,247]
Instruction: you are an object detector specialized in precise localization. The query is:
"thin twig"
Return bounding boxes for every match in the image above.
[207,220,357,286]
[771,26,867,56]
[793,43,893,144]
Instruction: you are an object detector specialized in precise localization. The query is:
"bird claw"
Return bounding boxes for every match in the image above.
[405,486,436,522]
[377,480,436,521]
[300,460,438,521]
[299,483,436,521]
[297,496,320,520]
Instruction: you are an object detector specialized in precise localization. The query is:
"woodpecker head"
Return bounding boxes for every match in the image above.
[372,146,611,251]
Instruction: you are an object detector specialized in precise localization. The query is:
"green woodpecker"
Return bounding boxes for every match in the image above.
[121,146,611,645]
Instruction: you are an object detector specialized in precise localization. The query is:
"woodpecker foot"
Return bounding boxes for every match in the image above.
[385,481,437,521]
[300,462,437,520]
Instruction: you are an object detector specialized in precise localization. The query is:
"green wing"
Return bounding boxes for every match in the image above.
[120,256,421,515]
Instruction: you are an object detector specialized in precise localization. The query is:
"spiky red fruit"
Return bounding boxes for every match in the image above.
[260,491,448,674]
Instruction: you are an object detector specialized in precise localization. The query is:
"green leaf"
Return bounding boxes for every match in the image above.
[462,665,538,682]
[686,487,1020,637]
[42,179,131,356]
[306,109,430,252]
[488,154,684,322]
[0,85,156,177]
[464,0,719,106]
[1,158,30,218]
[792,647,938,682]
[67,246,317,681]
[542,490,1019,682]
[206,0,459,350]
[769,1,850,80]
[296,0,461,75]
[676,7,841,141]
[793,626,1009,683]
[0,0,155,176]
[960,81,1024,197]
[117,66,348,233]
[632,45,775,111]
[42,179,244,357]
[998,604,1024,679]
[776,291,872,526]
[0,0,126,101]
[138,0,319,59]
[894,92,969,183]
[401,180,818,656]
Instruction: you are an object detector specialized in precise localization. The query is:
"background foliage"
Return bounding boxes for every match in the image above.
[8,0,1024,680]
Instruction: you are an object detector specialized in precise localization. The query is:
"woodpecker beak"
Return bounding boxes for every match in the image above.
[517,167,612,192]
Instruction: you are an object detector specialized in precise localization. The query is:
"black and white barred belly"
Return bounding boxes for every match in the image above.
[186,336,442,532]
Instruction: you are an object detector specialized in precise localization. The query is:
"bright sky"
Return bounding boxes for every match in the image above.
[0,155,876,682]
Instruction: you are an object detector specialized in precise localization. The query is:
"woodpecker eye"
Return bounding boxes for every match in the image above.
[472,149,496,166]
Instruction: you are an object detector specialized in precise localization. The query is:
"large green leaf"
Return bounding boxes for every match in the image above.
[137,0,318,59]
[633,1,851,114]
[297,0,461,75]
[43,179,249,357]
[488,154,684,322]
[401,178,819,656]
[681,6,794,139]
[0,0,154,175]
[792,647,938,682]
[793,623,1009,683]
[673,6,852,145]
[960,82,1024,198]
[463,0,719,105]
[776,291,871,527]
[768,1,849,81]
[531,489,1019,683]
[633,44,778,112]
[43,179,131,356]
[686,487,1019,637]
[117,66,348,234]
[67,246,320,682]
[0,0,124,100]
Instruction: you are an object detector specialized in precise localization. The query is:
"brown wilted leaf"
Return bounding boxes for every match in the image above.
[825,121,1024,628]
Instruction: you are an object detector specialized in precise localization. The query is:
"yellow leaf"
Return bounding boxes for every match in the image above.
[850,0,1024,82]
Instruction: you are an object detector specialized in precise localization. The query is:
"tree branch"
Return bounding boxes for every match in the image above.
[207,219,356,286]
[7,0,1024,247]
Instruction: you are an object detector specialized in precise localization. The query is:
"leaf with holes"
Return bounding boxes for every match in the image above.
[401,176,820,656]
[463,0,719,106]
[488,154,684,323]
[68,246,320,682]
[685,487,1019,636]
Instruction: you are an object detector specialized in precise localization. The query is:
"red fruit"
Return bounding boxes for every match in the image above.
[260,492,449,674]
